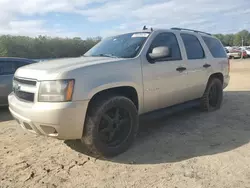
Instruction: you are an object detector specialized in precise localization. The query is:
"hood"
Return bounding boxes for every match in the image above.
[15,56,124,80]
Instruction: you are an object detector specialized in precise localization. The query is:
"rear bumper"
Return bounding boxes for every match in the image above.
[8,93,89,140]
[223,75,230,89]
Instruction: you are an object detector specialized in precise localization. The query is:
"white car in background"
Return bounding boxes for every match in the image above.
[245,47,250,57]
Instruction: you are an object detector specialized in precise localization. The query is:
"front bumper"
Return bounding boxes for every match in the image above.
[8,93,89,140]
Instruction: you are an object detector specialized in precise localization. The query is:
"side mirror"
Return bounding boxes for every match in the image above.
[148,46,170,60]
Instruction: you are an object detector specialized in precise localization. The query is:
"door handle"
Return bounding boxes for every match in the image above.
[176,67,187,72]
[203,64,211,68]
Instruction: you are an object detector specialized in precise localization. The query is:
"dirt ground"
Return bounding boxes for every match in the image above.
[1,59,250,188]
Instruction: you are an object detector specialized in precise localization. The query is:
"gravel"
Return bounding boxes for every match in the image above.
[1,59,250,188]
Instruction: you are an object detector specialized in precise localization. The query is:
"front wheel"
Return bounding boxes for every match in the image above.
[200,78,223,112]
[81,95,139,157]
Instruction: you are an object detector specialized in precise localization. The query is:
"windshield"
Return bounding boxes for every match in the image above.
[84,32,150,58]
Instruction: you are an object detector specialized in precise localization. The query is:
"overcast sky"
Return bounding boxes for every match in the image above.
[0,0,249,38]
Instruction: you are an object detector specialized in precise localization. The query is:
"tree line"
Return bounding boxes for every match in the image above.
[0,29,249,59]
[214,30,250,47]
[0,35,101,59]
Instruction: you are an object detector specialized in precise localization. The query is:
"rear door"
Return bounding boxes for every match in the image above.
[179,33,209,99]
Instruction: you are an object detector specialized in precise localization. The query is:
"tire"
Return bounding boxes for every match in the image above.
[81,95,139,157]
[200,78,223,112]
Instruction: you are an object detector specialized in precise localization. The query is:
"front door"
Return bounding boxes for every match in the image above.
[141,32,191,113]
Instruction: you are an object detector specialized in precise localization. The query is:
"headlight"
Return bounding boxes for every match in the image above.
[38,80,74,102]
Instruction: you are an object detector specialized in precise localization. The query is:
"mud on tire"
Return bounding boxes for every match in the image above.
[81,95,139,157]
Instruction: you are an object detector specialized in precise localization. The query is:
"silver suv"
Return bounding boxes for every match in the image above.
[8,27,230,157]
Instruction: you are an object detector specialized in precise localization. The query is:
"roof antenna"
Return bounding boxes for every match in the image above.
[143,25,147,30]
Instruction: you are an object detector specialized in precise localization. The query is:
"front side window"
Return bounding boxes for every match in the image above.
[181,33,205,60]
[202,36,227,58]
[148,32,182,61]
[84,32,150,58]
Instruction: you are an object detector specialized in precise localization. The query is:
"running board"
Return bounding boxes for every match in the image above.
[140,99,200,120]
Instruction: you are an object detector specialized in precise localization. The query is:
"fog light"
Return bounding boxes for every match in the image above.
[23,122,32,130]
[40,125,58,135]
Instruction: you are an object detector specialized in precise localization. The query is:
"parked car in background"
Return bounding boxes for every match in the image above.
[225,48,231,58]
[227,48,247,59]
[226,49,241,59]
[0,57,36,106]
[245,47,250,57]
[242,50,248,58]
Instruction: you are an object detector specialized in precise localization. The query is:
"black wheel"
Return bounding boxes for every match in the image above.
[81,95,139,157]
[200,78,223,112]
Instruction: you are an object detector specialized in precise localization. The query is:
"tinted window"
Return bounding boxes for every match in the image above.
[202,36,227,58]
[149,32,182,61]
[0,61,16,75]
[16,61,29,69]
[181,34,205,59]
[0,61,29,75]
[85,32,150,58]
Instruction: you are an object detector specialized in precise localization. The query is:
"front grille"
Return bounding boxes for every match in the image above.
[13,77,37,102]
[14,77,37,86]
[15,90,34,102]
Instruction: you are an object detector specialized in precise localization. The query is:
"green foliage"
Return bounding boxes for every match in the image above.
[0,35,101,59]
[214,30,250,46]
[0,30,249,59]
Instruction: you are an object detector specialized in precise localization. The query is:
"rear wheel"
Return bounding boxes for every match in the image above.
[200,78,223,112]
[81,95,139,157]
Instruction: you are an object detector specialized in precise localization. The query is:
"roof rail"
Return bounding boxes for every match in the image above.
[142,25,153,32]
[171,27,211,36]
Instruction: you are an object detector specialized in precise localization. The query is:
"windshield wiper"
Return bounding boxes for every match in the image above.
[93,54,118,58]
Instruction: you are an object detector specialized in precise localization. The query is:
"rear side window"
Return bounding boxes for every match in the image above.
[149,32,182,61]
[202,36,227,58]
[0,62,16,75]
[181,33,205,60]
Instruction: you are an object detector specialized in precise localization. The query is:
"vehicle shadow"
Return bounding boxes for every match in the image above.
[0,106,13,122]
[65,91,250,164]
